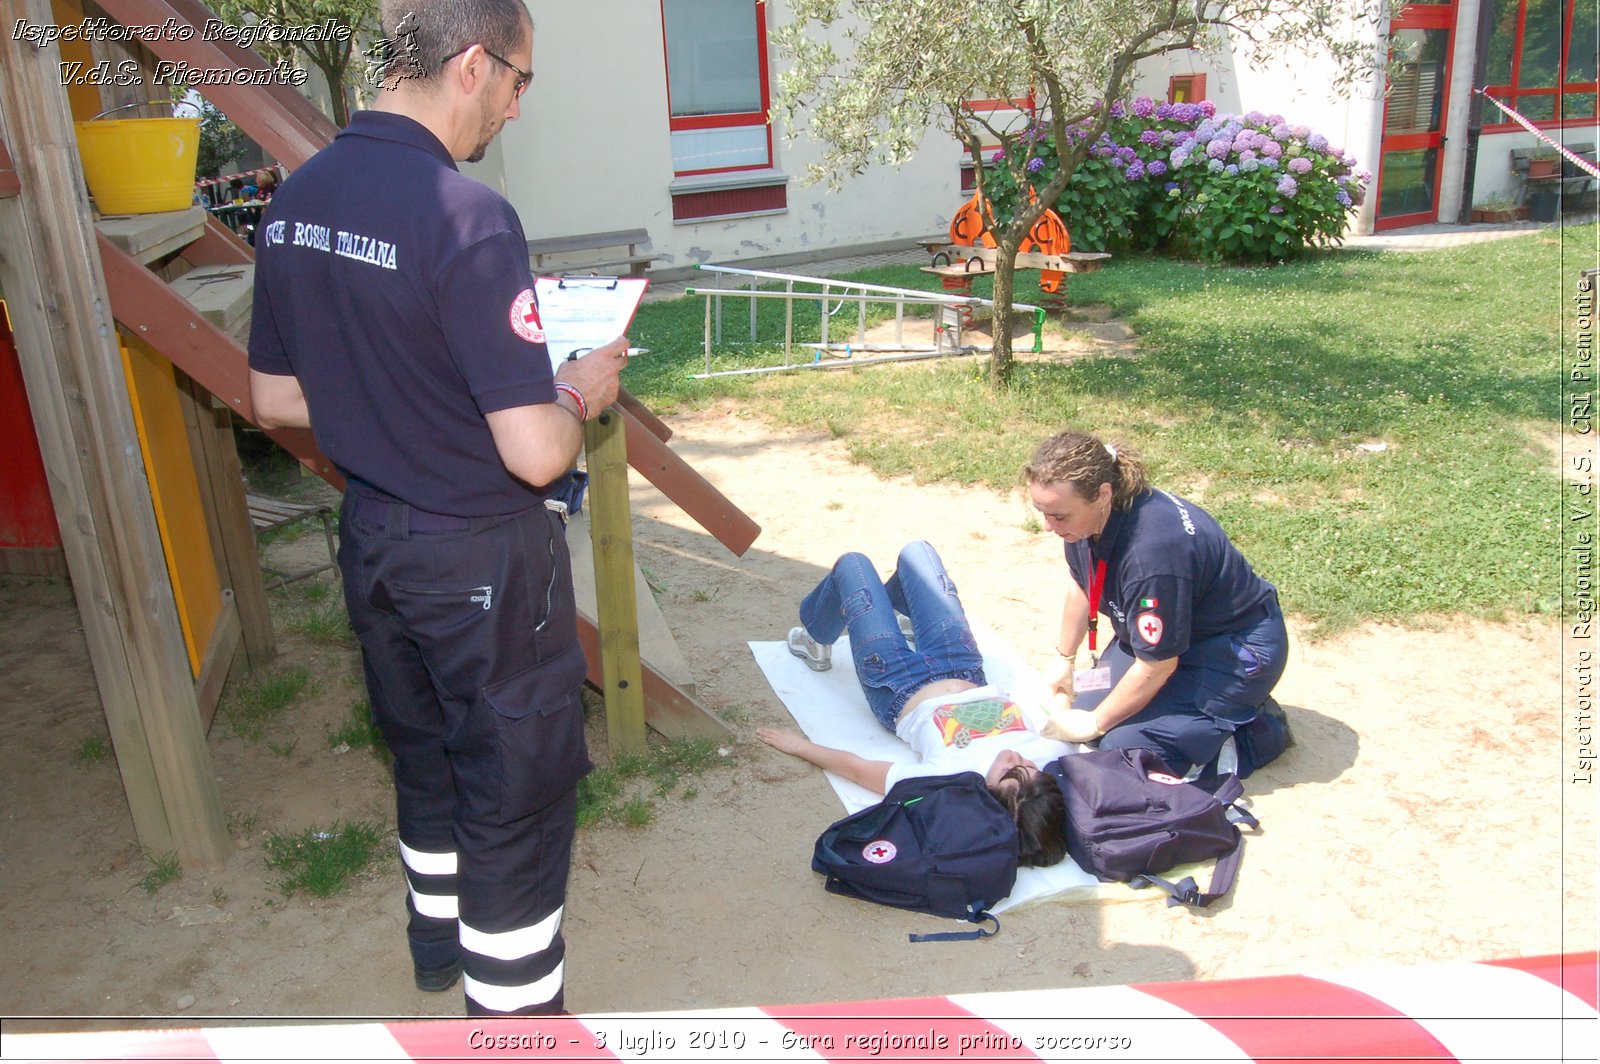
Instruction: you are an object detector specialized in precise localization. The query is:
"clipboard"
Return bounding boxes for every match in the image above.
[533,275,649,372]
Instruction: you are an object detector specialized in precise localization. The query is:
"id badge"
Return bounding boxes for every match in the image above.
[1074,667,1112,693]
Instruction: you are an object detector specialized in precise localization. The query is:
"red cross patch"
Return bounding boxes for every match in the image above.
[1136,611,1164,646]
[509,288,546,344]
[862,839,898,864]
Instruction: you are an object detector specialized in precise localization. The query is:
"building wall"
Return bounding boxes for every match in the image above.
[479,1,966,278]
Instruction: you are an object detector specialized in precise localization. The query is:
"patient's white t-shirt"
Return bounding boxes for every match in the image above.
[883,684,1070,790]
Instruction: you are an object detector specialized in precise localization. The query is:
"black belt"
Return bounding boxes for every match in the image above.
[346,491,473,532]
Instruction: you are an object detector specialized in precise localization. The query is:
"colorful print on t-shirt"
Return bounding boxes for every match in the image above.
[931,698,1027,749]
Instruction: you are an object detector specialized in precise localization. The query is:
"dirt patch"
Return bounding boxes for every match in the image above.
[0,403,1589,1023]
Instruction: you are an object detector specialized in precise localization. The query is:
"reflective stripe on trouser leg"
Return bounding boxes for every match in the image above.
[399,838,458,920]
[461,786,578,1016]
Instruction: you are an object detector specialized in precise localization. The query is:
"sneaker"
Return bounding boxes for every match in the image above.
[1259,696,1294,748]
[415,958,463,993]
[787,626,832,671]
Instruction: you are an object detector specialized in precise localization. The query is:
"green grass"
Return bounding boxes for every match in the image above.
[138,849,181,894]
[263,820,385,898]
[72,735,111,764]
[221,664,314,742]
[274,579,355,644]
[626,227,1587,632]
[577,736,725,829]
[327,699,386,752]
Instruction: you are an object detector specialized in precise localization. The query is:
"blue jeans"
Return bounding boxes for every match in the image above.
[800,541,987,730]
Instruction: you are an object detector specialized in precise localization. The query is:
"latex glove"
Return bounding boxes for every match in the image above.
[1044,708,1104,744]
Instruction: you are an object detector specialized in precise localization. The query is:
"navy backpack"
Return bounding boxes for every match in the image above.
[1046,747,1258,908]
[811,771,1018,940]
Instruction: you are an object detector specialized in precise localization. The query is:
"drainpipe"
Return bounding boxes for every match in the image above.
[1458,0,1496,221]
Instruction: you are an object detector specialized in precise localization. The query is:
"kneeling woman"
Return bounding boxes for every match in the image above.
[1024,430,1292,777]
[757,541,1069,868]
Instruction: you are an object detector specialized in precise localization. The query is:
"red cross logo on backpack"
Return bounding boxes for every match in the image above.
[862,839,897,864]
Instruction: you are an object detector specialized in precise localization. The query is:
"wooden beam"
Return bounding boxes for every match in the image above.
[96,233,340,486]
[0,2,229,870]
[617,404,760,557]
[90,0,338,168]
[572,617,730,741]
[584,409,646,755]
[177,372,274,670]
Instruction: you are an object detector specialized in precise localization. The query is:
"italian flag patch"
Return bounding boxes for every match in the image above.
[1139,597,1158,608]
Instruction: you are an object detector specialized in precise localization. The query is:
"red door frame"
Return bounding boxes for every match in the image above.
[1376,2,1458,231]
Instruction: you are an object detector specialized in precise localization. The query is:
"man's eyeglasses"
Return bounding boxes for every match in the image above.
[441,45,530,97]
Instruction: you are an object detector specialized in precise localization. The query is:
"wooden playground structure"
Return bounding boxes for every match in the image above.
[0,0,755,872]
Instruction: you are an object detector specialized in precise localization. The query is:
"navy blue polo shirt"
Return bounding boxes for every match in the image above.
[1065,489,1276,661]
[248,110,556,517]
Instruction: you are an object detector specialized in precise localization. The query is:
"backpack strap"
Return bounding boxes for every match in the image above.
[908,910,1000,943]
[1134,835,1246,908]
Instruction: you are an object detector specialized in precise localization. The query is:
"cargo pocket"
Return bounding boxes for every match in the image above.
[483,641,593,823]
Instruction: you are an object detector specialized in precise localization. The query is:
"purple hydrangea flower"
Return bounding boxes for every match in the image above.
[1244,110,1267,125]
[1117,146,1138,164]
[1336,189,1352,206]
[1355,168,1373,183]
[1233,132,1255,152]
[1239,149,1257,163]
[1147,159,1168,176]
[1124,160,1146,180]
[1027,156,1045,173]
[1269,204,1285,214]
[1240,157,1260,172]
[1225,164,1239,175]
[1291,124,1311,140]
[1208,158,1225,173]
[1276,174,1299,197]
[1308,133,1330,152]
[1170,147,1192,168]
[1140,129,1163,146]
[991,150,1004,163]
[1133,96,1156,118]
[1206,138,1231,160]
[1288,156,1313,174]
[1271,123,1292,140]
[1095,144,1117,157]
[1164,181,1180,192]
[1261,156,1279,170]
[1199,100,1217,117]
[1109,101,1126,119]
[1261,140,1283,159]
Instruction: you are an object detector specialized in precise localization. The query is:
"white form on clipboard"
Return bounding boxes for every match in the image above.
[532,275,649,373]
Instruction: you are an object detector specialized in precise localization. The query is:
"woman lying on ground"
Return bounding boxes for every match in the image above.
[757,541,1069,868]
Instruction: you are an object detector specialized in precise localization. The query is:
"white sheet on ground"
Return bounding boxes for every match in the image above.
[750,622,1138,913]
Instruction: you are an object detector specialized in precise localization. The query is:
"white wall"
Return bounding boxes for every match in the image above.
[476,1,967,275]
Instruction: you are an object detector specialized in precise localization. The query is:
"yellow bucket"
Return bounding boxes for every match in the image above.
[73,117,200,215]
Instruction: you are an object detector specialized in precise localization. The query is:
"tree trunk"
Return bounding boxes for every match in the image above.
[989,238,1021,389]
[319,59,350,127]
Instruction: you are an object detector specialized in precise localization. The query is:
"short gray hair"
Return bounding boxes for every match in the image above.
[379,0,531,84]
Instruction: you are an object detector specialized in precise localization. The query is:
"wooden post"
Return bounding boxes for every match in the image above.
[0,3,229,871]
[583,409,647,755]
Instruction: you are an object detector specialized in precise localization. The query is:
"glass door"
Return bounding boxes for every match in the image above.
[1377,4,1457,229]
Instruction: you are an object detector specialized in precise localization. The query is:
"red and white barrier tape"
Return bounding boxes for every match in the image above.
[1,953,1594,1062]
[1478,91,1600,179]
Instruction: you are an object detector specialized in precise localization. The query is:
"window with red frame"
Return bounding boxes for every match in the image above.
[661,0,774,176]
[1483,0,1598,126]
[1168,74,1207,103]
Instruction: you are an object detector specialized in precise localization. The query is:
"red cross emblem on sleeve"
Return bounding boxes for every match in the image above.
[1137,611,1164,646]
[509,288,546,344]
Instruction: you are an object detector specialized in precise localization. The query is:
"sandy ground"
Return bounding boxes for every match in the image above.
[0,385,1593,1029]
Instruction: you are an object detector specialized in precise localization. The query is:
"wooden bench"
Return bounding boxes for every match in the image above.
[1511,142,1596,208]
[526,228,656,277]
[246,492,337,587]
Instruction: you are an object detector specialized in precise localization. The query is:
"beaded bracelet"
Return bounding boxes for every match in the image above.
[554,381,588,422]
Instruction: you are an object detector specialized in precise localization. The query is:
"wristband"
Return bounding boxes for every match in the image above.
[554,381,588,422]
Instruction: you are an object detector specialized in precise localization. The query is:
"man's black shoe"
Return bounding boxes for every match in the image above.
[415,958,463,993]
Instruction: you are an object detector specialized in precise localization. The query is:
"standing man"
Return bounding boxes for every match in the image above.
[248,0,627,1016]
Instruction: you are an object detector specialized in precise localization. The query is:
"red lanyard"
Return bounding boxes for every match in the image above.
[1086,559,1107,653]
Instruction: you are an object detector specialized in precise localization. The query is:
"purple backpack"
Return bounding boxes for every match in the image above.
[1046,747,1258,908]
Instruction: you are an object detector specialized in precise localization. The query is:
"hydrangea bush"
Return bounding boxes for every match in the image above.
[982,98,1371,264]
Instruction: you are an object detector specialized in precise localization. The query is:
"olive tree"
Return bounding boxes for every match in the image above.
[772,0,1389,386]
